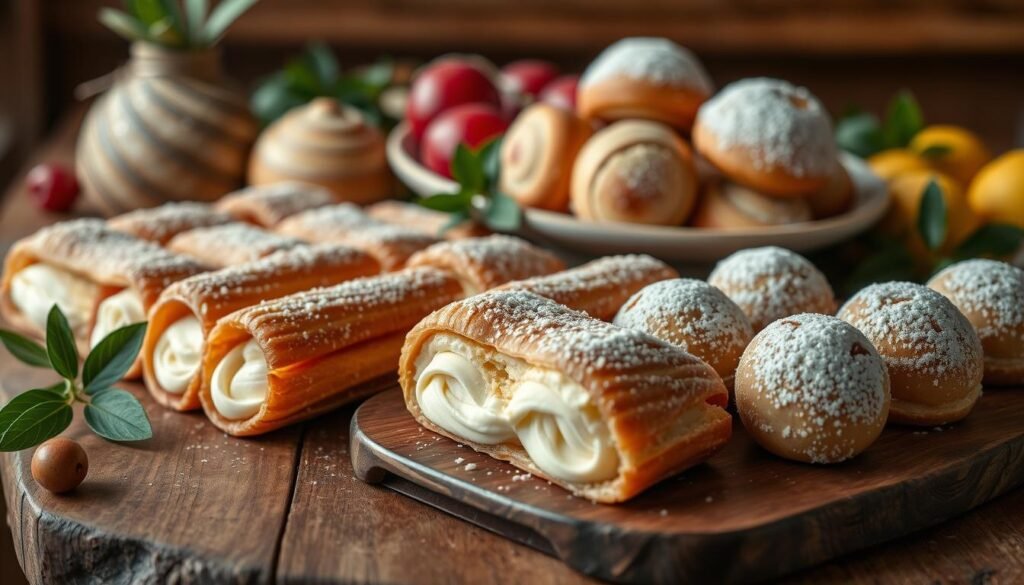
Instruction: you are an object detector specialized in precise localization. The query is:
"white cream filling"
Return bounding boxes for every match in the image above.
[9,263,99,333]
[414,334,620,483]
[210,339,268,420]
[153,316,203,394]
[90,289,145,348]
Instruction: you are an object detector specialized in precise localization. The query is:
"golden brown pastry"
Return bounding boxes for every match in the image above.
[1,219,205,361]
[693,78,838,198]
[276,204,440,270]
[928,259,1024,386]
[838,282,983,425]
[571,120,698,226]
[107,202,235,245]
[499,103,592,211]
[365,200,489,240]
[577,37,713,132]
[735,313,890,463]
[200,268,463,436]
[400,290,732,503]
[215,182,336,227]
[807,163,854,219]
[141,245,380,411]
[405,235,565,296]
[167,223,304,268]
[708,246,837,332]
[690,180,812,229]
[614,279,754,392]
[496,254,678,321]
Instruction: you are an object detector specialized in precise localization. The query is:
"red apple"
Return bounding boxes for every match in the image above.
[25,163,79,212]
[406,57,501,143]
[501,60,560,98]
[421,103,508,179]
[539,75,579,111]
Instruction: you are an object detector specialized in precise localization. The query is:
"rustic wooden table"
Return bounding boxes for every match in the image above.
[1,110,1022,584]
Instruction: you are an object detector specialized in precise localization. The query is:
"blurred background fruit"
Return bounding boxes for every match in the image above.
[910,125,992,186]
[868,149,929,182]
[968,150,1024,229]
[421,103,508,178]
[406,57,501,143]
[887,170,980,253]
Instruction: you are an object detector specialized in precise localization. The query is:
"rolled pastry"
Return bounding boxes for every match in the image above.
[214,182,337,227]
[1,219,205,359]
[167,223,305,268]
[405,235,565,295]
[366,200,489,240]
[496,254,678,320]
[200,267,463,436]
[400,290,732,503]
[107,202,235,245]
[276,204,440,270]
[141,245,380,411]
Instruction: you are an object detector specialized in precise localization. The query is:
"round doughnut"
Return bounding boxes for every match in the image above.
[807,162,854,219]
[928,259,1024,386]
[571,120,698,226]
[577,37,714,131]
[693,78,837,198]
[613,278,754,391]
[499,103,593,211]
[708,246,837,332]
[690,180,812,229]
[735,313,890,464]
[838,281,983,425]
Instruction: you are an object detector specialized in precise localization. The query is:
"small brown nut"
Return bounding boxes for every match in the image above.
[31,438,88,493]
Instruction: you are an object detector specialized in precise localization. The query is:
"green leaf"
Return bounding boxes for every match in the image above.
[917,179,948,251]
[99,8,149,42]
[307,42,339,85]
[882,91,924,148]
[45,306,78,380]
[147,18,183,45]
[0,330,50,368]
[83,323,147,394]
[484,192,522,232]
[84,389,152,442]
[127,0,166,26]
[251,74,308,125]
[185,0,208,45]
[358,60,394,90]
[204,0,257,44]
[478,136,503,191]
[417,192,471,213]
[451,144,484,193]
[954,223,1024,260]
[835,111,884,158]
[439,210,471,235]
[0,389,72,452]
[285,60,323,95]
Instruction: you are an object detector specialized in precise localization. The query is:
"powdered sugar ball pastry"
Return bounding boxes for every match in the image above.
[735,313,890,463]
[571,120,698,225]
[708,246,836,332]
[838,282,983,425]
[693,78,838,197]
[614,279,754,390]
[577,37,714,131]
[690,180,812,229]
[928,259,1024,386]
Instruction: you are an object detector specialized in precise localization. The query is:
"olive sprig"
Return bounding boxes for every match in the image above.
[0,306,153,451]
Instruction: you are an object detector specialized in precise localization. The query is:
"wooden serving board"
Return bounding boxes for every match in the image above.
[351,389,1024,584]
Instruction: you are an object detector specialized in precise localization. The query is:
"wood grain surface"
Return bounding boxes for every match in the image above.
[351,390,1024,584]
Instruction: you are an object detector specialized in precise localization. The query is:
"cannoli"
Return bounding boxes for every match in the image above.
[107,202,235,245]
[214,182,337,227]
[365,200,489,240]
[405,235,565,295]
[167,223,304,267]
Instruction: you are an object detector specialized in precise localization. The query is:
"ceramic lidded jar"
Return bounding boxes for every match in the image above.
[76,42,258,216]
[248,97,394,204]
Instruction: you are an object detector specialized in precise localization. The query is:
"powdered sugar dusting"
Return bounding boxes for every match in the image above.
[407,235,563,291]
[930,259,1024,340]
[216,182,336,226]
[697,78,836,177]
[581,37,712,93]
[614,144,677,203]
[108,202,234,244]
[168,223,304,267]
[708,246,835,331]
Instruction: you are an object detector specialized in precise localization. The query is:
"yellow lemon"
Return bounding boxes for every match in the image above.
[868,149,929,182]
[886,170,980,254]
[968,150,1024,229]
[911,125,992,185]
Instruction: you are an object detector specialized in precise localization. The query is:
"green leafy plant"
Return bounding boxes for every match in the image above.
[251,43,396,128]
[0,306,152,451]
[416,138,522,234]
[99,0,257,49]
[835,91,925,158]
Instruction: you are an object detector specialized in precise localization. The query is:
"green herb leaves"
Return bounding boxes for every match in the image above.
[917,180,948,251]
[0,306,152,451]
[417,138,522,234]
[99,0,256,49]
[835,91,924,158]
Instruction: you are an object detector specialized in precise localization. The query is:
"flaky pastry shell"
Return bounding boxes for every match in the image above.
[107,202,235,245]
[405,235,565,295]
[214,182,336,227]
[167,223,304,268]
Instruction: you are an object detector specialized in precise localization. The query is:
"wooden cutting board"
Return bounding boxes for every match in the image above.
[351,389,1024,584]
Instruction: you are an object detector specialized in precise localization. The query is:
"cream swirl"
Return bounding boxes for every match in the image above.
[416,351,515,445]
[90,289,145,348]
[153,316,203,394]
[505,374,620,483]
[9,263,99,332]
[210,339,268,420]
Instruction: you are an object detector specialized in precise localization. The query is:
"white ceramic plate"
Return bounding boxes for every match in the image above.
[387,122,890,262]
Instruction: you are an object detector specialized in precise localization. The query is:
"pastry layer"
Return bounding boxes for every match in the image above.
[366,200,489,240]
[405,235,565,295]
[215,182,336,227]
[107,202,235,245]
[167,223,304,267]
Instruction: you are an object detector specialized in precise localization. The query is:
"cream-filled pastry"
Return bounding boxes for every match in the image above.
[107,202,234,245]
[9,263,100,333]
[90,288,146,348]
[210,339,268,420]
[167,223,305,268]
[152,316,204,395]
[400,291,732,503]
